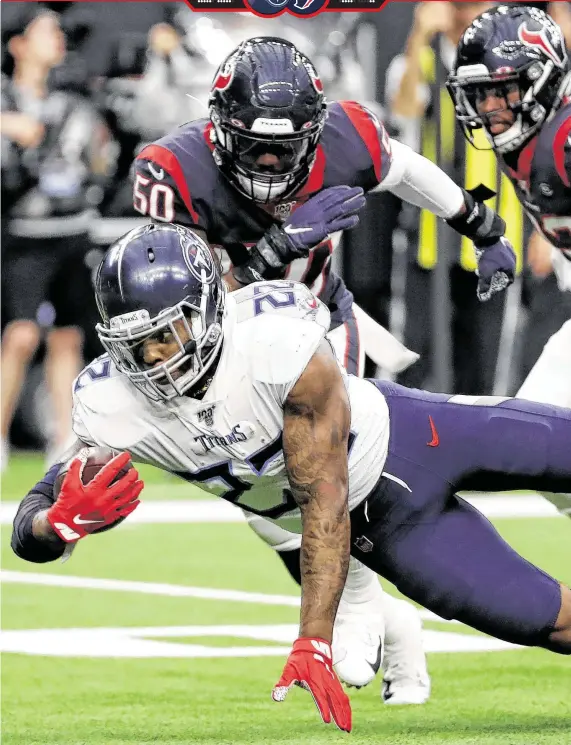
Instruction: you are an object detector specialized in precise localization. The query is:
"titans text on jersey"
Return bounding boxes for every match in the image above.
[72,281,390,533]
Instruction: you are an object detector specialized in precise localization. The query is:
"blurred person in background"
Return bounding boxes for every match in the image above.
[0,5,111,468]
[447,4,571,518]
[386,1,528,395]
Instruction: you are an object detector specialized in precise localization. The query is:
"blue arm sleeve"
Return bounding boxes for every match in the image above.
[11,463,67,563]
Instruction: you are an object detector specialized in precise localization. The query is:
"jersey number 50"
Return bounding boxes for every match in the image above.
[133,174,175,222]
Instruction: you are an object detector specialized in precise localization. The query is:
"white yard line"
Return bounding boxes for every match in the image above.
[0,569,461,625]
[0,493,562,526]
[0,570,301,607]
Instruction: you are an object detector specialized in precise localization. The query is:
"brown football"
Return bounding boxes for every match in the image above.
[53,446,133,534]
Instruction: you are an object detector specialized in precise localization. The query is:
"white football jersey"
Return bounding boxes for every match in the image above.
[72,281,390,533]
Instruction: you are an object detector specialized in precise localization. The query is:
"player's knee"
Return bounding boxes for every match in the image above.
[2,320,41,360]
[547,584,571,654]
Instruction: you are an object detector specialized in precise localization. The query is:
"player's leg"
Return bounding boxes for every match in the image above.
[515,318,571,517]
[350,381,571,652]
[0,241,52,469]
[517,318,571,408]
[326,310,365,377]
[45,236,88,461]
[381,593,430,705]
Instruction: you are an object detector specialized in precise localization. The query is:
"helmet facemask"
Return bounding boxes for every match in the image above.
[208,37,327,204]
[211,111,324,203]
[448,61,560,153]
[96,281,224,402]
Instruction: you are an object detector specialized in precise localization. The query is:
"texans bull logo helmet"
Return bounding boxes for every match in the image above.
[447,5,570,153]
[208,37,327,203]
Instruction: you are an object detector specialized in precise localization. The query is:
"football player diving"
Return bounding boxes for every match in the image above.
[447,4,571,518]
[11,223,571,733]
[129,36,520,699]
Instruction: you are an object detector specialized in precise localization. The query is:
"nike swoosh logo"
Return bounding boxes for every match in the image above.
[283,225,313,235]
[367,640,383,675]
[427,415,439,447]
[147,163,165,181]
[73,515,105,525]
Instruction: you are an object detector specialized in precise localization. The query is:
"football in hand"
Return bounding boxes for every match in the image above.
[53,446,133,534]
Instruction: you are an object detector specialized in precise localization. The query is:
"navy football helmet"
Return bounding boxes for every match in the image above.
[447,5,570,153]
[208,37,327,203]
[95,224,225,401]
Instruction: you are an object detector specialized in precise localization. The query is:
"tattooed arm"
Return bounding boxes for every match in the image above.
[283,340,351,643]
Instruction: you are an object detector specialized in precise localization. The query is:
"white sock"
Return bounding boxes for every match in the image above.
[382,594,429,685]
[517,319,571,408]
[339,558,381,606]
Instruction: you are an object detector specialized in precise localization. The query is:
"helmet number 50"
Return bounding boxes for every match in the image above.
[133,174,175,222]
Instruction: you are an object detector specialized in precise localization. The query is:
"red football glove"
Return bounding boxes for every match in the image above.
[47,452,143,543]
[272,637,352,733]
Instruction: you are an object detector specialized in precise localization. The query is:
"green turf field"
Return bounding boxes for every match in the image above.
[2,453,570,745]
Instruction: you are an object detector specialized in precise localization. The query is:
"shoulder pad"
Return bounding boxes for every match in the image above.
[226,282,330,391]
[324,101,392,188]
[72,357,150,449]
[134,120,213,231]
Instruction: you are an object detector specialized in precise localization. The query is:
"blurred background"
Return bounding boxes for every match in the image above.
[2,1,571,466]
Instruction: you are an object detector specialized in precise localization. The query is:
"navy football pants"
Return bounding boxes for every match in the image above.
[349,381,571,651]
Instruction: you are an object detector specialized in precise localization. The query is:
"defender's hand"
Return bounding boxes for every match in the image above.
[272,638,352,732]
[47,453,142,543]
[475,236,516,302]
[281,185,366,257]
[232,186,366,286]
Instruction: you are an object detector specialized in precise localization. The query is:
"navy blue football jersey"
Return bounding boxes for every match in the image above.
[500,103,571,258]
[133,101,393,326]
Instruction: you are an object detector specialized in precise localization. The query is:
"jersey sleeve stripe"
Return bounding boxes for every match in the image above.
[137,144,200,223]
[338,101,382,183]
[553,115,571,188]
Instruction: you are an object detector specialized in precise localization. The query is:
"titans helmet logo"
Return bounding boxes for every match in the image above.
[179,230,216,284]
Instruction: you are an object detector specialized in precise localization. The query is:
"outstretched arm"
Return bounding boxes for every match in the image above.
[377,138,516,301]
[272,340,352,731]
[283,340,351,642]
